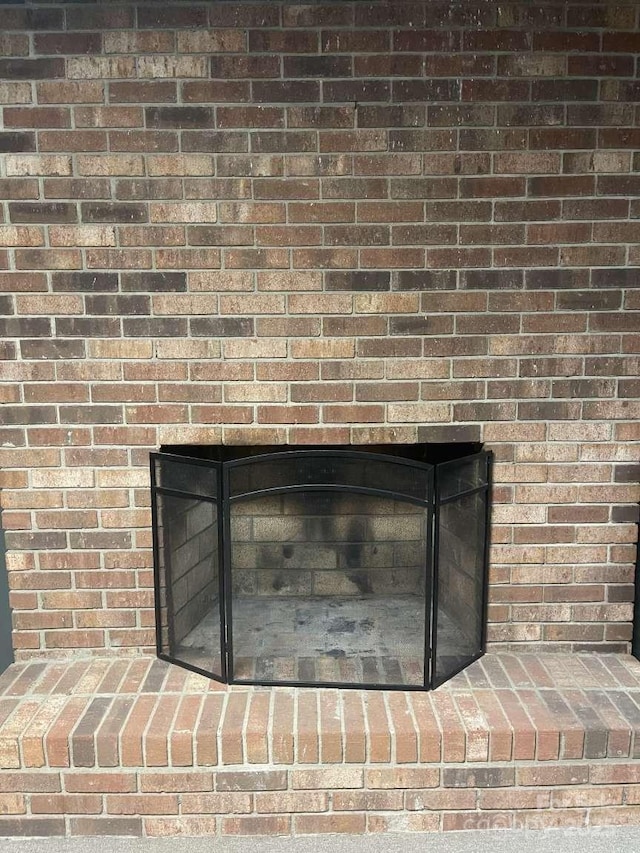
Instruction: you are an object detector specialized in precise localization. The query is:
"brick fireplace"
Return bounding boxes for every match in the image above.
[0,0,640,838]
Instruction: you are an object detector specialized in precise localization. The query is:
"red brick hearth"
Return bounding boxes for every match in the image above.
[3,652,640,837]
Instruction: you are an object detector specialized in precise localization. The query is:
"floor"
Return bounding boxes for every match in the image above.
[179,594,469,685]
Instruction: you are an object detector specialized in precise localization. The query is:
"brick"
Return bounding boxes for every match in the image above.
[0,133,36,153]
[0,58,65,80]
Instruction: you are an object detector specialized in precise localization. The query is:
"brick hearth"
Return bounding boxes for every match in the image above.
[2,652,640,837]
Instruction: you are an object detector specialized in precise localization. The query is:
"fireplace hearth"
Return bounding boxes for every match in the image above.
[151,445,492,691]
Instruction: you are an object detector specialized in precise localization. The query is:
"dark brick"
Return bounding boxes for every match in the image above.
[210,56,280,80]
[182,81,251,104]
[72,698,112,767]
[116,179,183,201]
[44,179,111,201]
[566,104,634,127]
[120,273,186,292]
[390,316,446,336]
[564,199,629,221]
[552,379,616,399]
[612,505,639,524]
[218,106,285,129]
[109,82,177,104]
[324,80,391,103]
[284,5,353,26]
[85,295,150,316]
[190,318,255,337]
[532,80,599,102]
[283,56,352,78]
[68,818,142,837]
[182,132,248,153]
[0,58,64,79]
[592,269,640,289]
[138,6,207,27]
[81,203,148,224]
[0,341,16,359]
[569,7,636,28]
[9,203,76,223]
[391,178,457,199]
[52,273,119,293]
[424,202,491,223]
[525,269,589,290]
[59,406,123,425]
[460,270,523,290]
[0,317,51,338]
[533,31,600,52]
[0,295,14,315]
[393,80,459,102]
[519,358,582,378]
[354,2,426,26]
[429,104,494,128]
[518,402,581,421]
[602,32,640,52]
[216,771,287,792]
[599,175,640,196]
[2,406,57,426]
[122,318,188,337]
[394,30,459,52]
[0,818,65,837]
[454,402,515,421]
[460,128,527,151]
[528,176,594,198]
[418,425,482,443]
[325,272,390,291]
[65,7,134,29]
[146,107,214,129]
[325,225,389,246]
[394,270,456,291]
[356,53,423,78]
[323,178,387,199]
[4,9,64,30]
[557,291,622,311]
[0,132,35,153]
[323,30,389,53]
[357,105,425,128]
[357,338,422,358]
[253,82,321,103]
[498,104,564,128]
[209,4,279,26]
[56,318,121,338]
[34,33,102,55]
[250,131,316,154]
[249,30,318,53]
[443,768,515,788]
[530,128,596,150]
[188,225,253,246]
[0,179,39,200]
[20,340,85,360]
[590,312,640,333]
[109,130,177,154]
[619,379,640,398]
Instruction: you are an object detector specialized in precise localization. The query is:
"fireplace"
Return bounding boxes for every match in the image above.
[150,445,492,691]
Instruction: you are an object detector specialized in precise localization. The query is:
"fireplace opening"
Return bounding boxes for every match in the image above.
[150,444,492,691]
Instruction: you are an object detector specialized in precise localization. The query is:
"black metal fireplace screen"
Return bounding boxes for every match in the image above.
[150,445,492,691]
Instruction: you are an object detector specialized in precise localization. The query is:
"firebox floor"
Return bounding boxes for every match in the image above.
[177,595,467,686]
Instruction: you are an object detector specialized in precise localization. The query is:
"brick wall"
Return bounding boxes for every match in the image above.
[0,0,639,659]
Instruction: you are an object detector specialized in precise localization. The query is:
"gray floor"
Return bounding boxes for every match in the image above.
[2,828,640,852]
[179,594,470,685]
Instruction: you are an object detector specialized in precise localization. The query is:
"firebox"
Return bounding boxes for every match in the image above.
[150,444,492,691]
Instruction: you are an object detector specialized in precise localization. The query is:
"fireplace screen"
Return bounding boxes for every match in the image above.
[151,445,492,690]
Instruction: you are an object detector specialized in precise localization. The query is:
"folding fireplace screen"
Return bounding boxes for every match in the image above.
[151,445,492,691]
